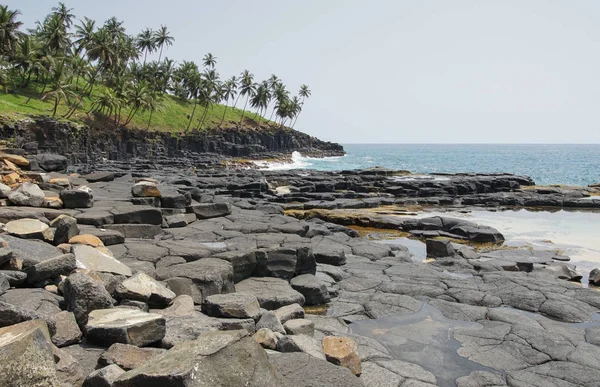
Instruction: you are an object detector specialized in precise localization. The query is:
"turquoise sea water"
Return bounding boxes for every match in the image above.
[276,144,600,186]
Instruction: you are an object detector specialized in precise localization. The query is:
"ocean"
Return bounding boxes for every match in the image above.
[263,144,600,186]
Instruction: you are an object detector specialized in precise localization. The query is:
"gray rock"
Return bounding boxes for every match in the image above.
[35,153,68,172]
[113,330,284,387]
[0,300,57,335]
[269,352,362,387]
[191,202,232,219]
[589,268,600,285]
[276,334,326,360]
[7,182,45,207]
[61,188,94,208]
[456,371,507,387]
[284,318,315,336]
[201,293,261,319]
[73,244,132,276]
[256,311,285,334]
[235,277,305,309]
[111,206,162,225]
[156,258,234,303]
[76,211,115,226]
[97,343,166,370]
[104,224,162,239]
[212,250,258,282]
[160,313,221,348]
[51,215,79,245]
[254,248,297,279]
[82,172,115,183]
[274,303,305,324]
[0,320,60,387]
[426,239,455,258]
[26,253,76,284]
[0,274,8,295]
[253,327,278,349]
[83,364,125,387]
[115,272,175,307]
[0,270,27,286]
[290,273,331,305]
[5,218,50,239]
[52,310,82,347]
[63,272,115,326]
[85,308,166,347]
[0,234,62,267]
[81,228,125,246]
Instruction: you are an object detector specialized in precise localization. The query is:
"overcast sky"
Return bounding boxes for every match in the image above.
[7,0,600,144]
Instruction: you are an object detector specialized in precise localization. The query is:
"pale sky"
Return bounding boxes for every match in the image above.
[7,0,600,144]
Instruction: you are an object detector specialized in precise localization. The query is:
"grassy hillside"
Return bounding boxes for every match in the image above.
[0,83,276,133]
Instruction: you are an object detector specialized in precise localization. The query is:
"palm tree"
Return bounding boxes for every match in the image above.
[154,25,174,63]
[250,81,270,124]
[145,91,163,129]
[136,28,155,65]
[89,87,121,120]
[73,17,96,57]
[270,82,288,123]
[219,78,237,126]
[0,5,23,57]
[13,35,40,87]
[292,84,311,128]
[51,2,75,29]
[238,70,255,126]
[196,68,220,129]
[124,81,151,125]
[203,53,217,69]
[41,80,78,117]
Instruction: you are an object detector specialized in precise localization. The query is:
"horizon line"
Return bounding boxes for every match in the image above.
[339,142,600,145]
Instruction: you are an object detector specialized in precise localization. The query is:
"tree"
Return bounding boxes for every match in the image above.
[219,78,237,126]
[238,70,255,126]
[136,28,155,65]
[196,68,220,129]
[292,84,310,128]
[51,2,75,29]
[38,13,71,55]
[41,80,79,117]
[124,81,151,125]
[0,5,23,57]
[250,81,270,125]
[203,53,217,69]
[154,25,174,63]
[73,17,96,57]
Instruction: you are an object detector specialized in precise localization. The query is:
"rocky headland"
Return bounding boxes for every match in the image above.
[0,135,599,386]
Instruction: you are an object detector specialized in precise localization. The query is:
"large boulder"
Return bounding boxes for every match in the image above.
[5,218,51,240]
[290,274,331,306]
[51,215,79,245]
[155,258,234,304]
[7,182,45,207]
[191,202,232,219]
[97,343,166,371]
[73,244,132,276]
[112,330,284,386]
[52,311,82,347]
[426,239,456,258]
[25,253,76,284]
[0,320,60,387]
[35,153,68,172]
[63,272,115,326]
[115,272,175,307]
[131,182,160,198]
[85,309,166,347]
[236,277,305,309]
[0,234,63,268]
[268,352,363,387]
[83,364,125,387]
[60,188,94,208]
[201,293,261,319]
[111,206,162,225]
[322,336,361,376]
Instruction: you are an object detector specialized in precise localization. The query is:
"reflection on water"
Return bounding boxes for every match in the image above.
[350,304,499,387]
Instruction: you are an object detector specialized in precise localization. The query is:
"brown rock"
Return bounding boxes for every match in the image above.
[322,336,361,376]
[0,153,29,167]
[253,327,278,350]
[69,234,105,248]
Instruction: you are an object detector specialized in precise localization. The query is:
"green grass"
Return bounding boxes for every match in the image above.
[0,81,279,133]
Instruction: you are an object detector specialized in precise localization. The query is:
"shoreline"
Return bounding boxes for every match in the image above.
[0,152,599,385]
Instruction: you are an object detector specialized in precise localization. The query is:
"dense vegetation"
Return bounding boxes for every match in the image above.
[0,3,312,132]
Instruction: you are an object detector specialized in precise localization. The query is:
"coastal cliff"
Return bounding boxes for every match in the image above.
[0,116,344,165]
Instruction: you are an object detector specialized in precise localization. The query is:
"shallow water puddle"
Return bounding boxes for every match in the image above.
[350,303,498,386]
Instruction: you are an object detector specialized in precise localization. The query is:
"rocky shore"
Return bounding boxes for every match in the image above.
[0,145,599,386]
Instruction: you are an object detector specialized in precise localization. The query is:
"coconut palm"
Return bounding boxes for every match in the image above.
[250,81,270,125]
[38,13,71,55]
[136,28,155,65]
[51,2,75,29]
[238,70,255,126]
[196,68,220,129]
[154,25,174,63]
[13,35,40,87]
[41,79,78,117]
[73,17,96,57]
[203,53,217,69]
[219,78,237,126]
[0,5,23,57]
[124,81,151,125]
[292,84,311,128]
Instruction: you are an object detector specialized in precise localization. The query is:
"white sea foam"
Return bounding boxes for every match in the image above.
[255,151,312,170]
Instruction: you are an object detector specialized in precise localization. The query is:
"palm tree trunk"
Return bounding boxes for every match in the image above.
[147,108,154,129]
[239,96,249,126]
[124,106,139,125]
[158,46,164,63]
[199,105,210,129]
[220,104,229,127]
[52,98,59,117]
[292,109,302,128]
[187,101,198,131]
[143,50,148,65]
